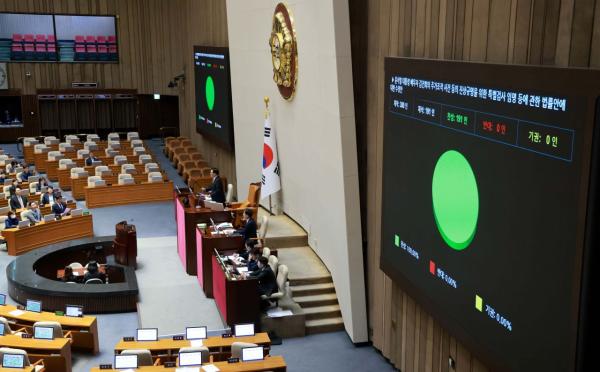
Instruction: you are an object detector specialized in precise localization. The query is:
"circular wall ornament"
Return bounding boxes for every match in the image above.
[269,3,298,100]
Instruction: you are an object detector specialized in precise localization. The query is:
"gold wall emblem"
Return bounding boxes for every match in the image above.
[269,3,297,101]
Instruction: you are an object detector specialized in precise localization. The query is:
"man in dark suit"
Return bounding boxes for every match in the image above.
[85,152,100,166]
[51,195,70,217]
[9,188,28,211]
[203,168,225,203]
[237,208,258,244]
[40,186,57,206]
[20,165,34,181]
[245,256,278,297]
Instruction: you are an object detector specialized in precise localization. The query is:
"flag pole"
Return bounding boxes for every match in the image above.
[264,96,274,216]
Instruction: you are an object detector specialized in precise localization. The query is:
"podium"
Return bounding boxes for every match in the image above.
[113,221,137,268]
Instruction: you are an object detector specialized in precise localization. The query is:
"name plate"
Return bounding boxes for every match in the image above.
[227,357,239,363]
[221,333,232,338]
[164,362,176,368]
[123,336,134,342]
[172,335,184,341]
[21,334,32,338]
[99,364,113,370]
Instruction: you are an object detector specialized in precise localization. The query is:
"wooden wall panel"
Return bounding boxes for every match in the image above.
[360,0,600,371]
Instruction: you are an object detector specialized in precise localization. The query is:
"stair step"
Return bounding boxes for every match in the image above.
[305,317,344,334]
[288,276,333,286]
[291,282,335,297]
[293,293,338,308]
[301,304,342,320]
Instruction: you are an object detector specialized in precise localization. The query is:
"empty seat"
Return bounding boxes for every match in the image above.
[0,347,43,371]
[108,140,121,150]
[29,182,39,194]
[47,151,63,161]
[70,167,88,179]
[226,184,234,203]
[114,155,127,165]
[59,142,74,153]
[147,172,163,183]
[130,139,143,148]
[105,148,118,158]
[85,278,104,284]
[86,134,101,142]
[107,132,120,141]
[59,159,75,170]
[95,166,111,177]
[87,176,106,187]
[77,149,90,159]
[44,136,59,145]
[139,154,152,165]
[65,135,80,145]
[0,317,26,336]
[178,346,210,364]
[133,147,146,156]
[33,321,66,339]
[84,141,98,151]
[268,255,279,276]
[118,173,135,185]
[120,349,154,367]
[121,164,137,174]
[262,247,271,259]
[68,262,83,269]
[23,138,39,146]
[127,132,140,141]
[231,342,258,359]
[144,163,159,174]
[34,144,49,154]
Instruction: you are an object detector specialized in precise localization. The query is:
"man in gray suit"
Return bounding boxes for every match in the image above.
[22,201,42,224]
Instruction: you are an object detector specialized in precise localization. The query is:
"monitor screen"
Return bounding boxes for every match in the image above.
[234,323,254,337]
[241,346,264,362]
[381,58,598,371]
[33,326,54,340]
[0,293,5,305]
[194,46,234,150]
[25,299,41,312]
[0,323,5,336]
[178,351,203,367]
[1,354,25,369]
[186,326,207,340]
[114,354,138,369]
[136,328,158,341]
[65,305,83,317]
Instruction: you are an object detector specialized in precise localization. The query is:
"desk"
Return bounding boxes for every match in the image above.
[1,214,94,255]
[90,356,287,371]
[175,192,233,275]
[212,253,260,326]
[0,304,99,354]
[71,173,160,200]
[0,334,72,372]
[114,333,271,362]
[197,227,244,297]
[84,181,173,208]
[0,367,34,372]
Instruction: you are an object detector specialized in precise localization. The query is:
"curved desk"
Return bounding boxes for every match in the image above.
[1,214,94,256]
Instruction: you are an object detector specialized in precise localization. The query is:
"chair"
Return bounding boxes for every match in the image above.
[231,342,258,359]
[77,149,90,159]
[148,172,163,183]
[105,148,119,157]
[225,184,234,203]
[107,132,120,141]
[190,152,204,162]
[262,247,271,259]
[114,155,127,165]
[178,159,195,175]
[16,172,24,182]
[129,135,142,143]
[85,278,104,284]
[58,142,74,153]
[34,144,49,154]
[95,166,111,177]
[268,255,279,276]
[65,135,80,145]
[0,317,27,336]
[118,174,135,185]
[71,167,88,179]
[29,182,39,194]
[108,140,121,150]
[145,163,160,174]
[139,154,152,165]
[120,349,159,366]
[253,215,269,247]
[84,141,98,151]
[133,147,146,157]
[87,176,106,188]
[48,151,63,161]
[230,183,261,210]
[44,136,59,145]
[178,346,210,364]
[59,159,75,170]
[33,321,71,339]
[23,138,39,146]
[68,262,83,269]
[261,264,288,307]
[0,348,44,371]
[121,164,137,175]
[86,134,101,142]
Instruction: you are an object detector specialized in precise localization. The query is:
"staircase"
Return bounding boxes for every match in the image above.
[290,275,344,334]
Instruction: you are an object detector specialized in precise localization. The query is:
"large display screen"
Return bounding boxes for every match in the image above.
[381,58,598,372]
[194,46,234,150]
[0,12,118,63]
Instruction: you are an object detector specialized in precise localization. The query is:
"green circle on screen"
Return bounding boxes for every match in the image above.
[432,150,479,251]
[205,76,215,111]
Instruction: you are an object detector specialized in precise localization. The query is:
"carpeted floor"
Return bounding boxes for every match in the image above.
[0,140,397,372]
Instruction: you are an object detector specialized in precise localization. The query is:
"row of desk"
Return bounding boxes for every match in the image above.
[90,356,287,372]
[83,181,174,208]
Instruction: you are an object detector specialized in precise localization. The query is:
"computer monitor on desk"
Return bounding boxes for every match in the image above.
[34,326,54,340]
[136,328,158,341]
[0,293,6,305]
[2,353,25,369]
[114,354,138,370]
[242,346,264,362]
[178,351,204,367]
[65,305,83,317]
[186,326,207,340]
[26,299,41,312]
[91,160,102,167]
[17,220,30,229]
[234,323,255,337]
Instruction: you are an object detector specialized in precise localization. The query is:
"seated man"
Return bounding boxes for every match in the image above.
[9,188,28,211]
[246,247,260,273]
[36,175,51,192]
[85,152,100,166]
[51,195,71,217]
[20,165,34,181]
[202,168,225,203]
[236,208,258,245]
[244,256,278,297]
[40,186,57,206]
[22,201,42,224]
[83,261,106,283]
[4,211,19,229]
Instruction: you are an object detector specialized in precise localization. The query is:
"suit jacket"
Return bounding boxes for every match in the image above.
[22,209,41,223]
[85,157,99,166]
[9,195,28,211]
[41,192,56,206]
[52,202,67,216]
[249,265,278,296]
[239,218,258,243]
[206,175,225,203]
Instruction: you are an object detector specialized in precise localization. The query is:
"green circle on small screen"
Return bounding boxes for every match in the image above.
[432,150,479,251]
[205,76,215,111]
